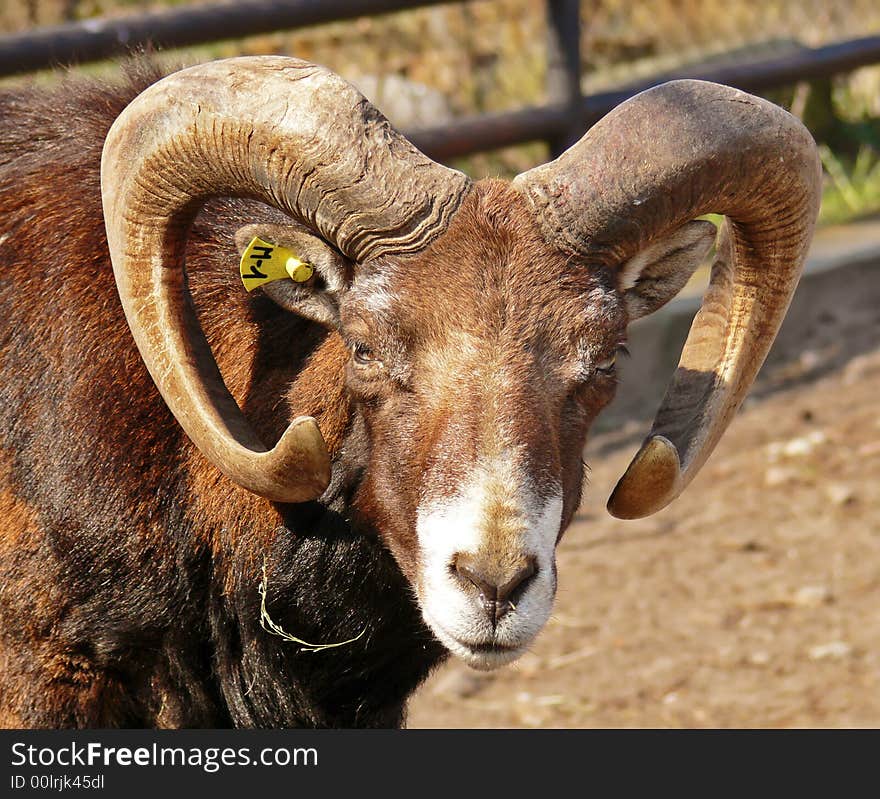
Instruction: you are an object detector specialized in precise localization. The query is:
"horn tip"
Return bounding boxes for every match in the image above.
[270,416,332,502]
[607,435,681,519]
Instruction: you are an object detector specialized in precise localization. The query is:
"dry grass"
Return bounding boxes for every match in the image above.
[258,561,366,653]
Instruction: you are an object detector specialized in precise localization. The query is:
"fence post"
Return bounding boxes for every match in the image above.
[545,0,583,157]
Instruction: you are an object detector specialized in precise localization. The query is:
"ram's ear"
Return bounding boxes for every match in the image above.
[234,223,353,329]
[619,220,717,320]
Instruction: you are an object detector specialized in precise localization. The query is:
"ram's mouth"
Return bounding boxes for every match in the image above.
[423,611,531,671]
[470,647,530,671]
[447,638,528,671]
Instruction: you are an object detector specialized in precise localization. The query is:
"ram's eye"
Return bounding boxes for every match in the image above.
[352,342,376,366]
[595,355,617,376]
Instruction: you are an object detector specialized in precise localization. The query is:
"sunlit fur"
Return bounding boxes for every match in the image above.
[340,183,625,672]
[0,68,648,729]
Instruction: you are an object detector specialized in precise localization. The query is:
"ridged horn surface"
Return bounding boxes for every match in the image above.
[514,80,821,518]
[102,57,471,502]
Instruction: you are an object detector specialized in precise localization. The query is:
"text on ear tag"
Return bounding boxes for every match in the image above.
[239,236,315,292]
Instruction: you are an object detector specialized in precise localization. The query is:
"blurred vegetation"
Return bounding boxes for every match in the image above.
[3,0,880,222]
[819,144,880,225]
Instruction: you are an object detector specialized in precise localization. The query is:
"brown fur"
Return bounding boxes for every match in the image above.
[0,67,370,726]
[0,68,633,728]
[345,181,625,581]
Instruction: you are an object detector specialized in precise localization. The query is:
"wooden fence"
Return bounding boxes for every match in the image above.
[2,0,879,161]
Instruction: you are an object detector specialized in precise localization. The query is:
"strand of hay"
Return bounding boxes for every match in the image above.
[258,561,366,653]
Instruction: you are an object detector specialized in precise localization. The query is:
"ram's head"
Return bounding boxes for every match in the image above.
[102,58,820,669]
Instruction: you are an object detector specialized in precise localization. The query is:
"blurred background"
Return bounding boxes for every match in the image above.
[2,0,879,728]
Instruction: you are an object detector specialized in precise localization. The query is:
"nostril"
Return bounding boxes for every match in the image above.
[452,553,538,626]
[497,557,537,606]
[453,557,497,603]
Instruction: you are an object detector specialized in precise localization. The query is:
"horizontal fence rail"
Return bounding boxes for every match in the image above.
[0,0,456,77]
[406,33,880,160]
[2,1,880,162]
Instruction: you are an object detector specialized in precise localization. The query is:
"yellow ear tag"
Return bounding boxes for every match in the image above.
[239,236,314,292]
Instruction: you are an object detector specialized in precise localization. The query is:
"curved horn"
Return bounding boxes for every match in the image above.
[513,80,821,519]
[102,57,471,503]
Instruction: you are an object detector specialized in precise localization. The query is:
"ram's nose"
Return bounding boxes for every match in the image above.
[452,553,537,626]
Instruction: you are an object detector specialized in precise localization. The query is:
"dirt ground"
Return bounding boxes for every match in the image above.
[408,278,880,729]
